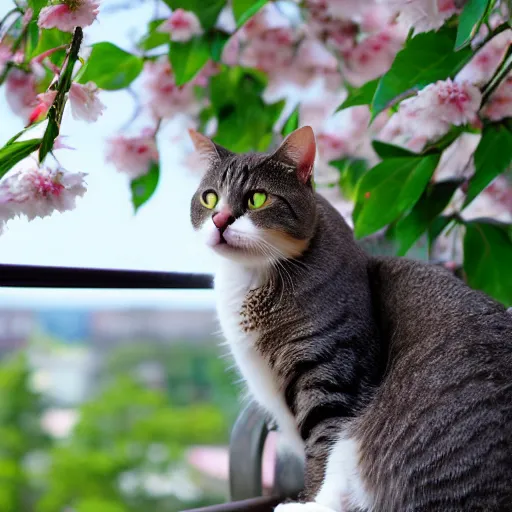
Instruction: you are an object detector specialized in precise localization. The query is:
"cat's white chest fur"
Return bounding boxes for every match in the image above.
[215,260,305,457]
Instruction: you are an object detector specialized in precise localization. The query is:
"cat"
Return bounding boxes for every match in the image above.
[189,126,512,512]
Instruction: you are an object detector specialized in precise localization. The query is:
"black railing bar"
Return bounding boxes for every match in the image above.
[0,264,213,289]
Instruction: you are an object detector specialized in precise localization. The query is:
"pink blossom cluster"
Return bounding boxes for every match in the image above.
[142,58,211,119]
[27,82,105,125]
[380,78,482,150]
[5,69,38,123]
[481,74,512,121]
[0,0,105,234]
[158,8,203,42]
[38,0,100,33]
[0,165,86,233]
[381,0,459,34]
[105,54,218,178]
[106,132,159,179]
[237,5,297,74]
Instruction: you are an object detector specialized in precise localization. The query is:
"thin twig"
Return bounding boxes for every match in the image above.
[39,27,83,162]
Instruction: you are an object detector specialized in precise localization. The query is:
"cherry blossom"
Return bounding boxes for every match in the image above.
[5,69,38,122]
[0,165,86,230]
[342,28,403,86]
[397,78,481,140]
[0,44,11,75]
[460,178,512,223]
[38,0,100,33]
[221,33,242,67]
[241,3,291,39]
[190,61,219,88]
[382,0,458,34]
[296,38,338,74]
[28,90,57,126]
[481,75,512,121]
[143,59,201,119]
[434,132,480,182]
[457,30,512,87]
[158,9,203,42]
[306,1,358,51]
[106,133,159,179]
[22,8,33,27]
[68,82,105,122]
[239,28,296,73]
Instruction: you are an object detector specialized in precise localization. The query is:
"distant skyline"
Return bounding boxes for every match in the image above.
[0,2,216,307]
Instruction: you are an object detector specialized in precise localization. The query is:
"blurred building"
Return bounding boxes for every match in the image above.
[0,310,34,353]
[89,308,218,348]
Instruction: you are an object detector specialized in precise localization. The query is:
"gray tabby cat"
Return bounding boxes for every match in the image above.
[189,126,512,512]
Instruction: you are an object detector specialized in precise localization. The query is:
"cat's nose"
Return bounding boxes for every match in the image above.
[212,210,235,231]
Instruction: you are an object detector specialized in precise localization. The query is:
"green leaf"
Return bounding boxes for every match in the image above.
[281,106,299,137]
[455,0,490,50]
[32,29,71,64]
[39,117,59,162]
[210,67,284,152]
[372,27,472,117]
[330,158,369,201]
[464,124,512,207]
[393,179,461,256]
[169,37,210,86]
[233,0,268,27]
[428,215,453,248]
[25,20,40,57]
[78,43,143,90]
[0,139,41,179]
[28,0,48,16]
[372,140,418,159]
[137,19,169,51]
[162,0,226,29]
[131,161,160,212]
[353,154,441,238]
[337,78,380,111]
[464,221,512,306]
[210,30,230,62]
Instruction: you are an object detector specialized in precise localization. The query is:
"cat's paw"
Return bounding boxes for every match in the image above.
[274,503,337,512]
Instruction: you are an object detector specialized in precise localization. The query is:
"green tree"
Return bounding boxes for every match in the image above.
[0,353,49,512]
[39,376,227,512]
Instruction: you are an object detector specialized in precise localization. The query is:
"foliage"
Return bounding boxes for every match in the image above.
[101,341,240,426]
[0,354,49,512]
[38,376,227,512]
[0,0,511,304]
[0,352,230,511]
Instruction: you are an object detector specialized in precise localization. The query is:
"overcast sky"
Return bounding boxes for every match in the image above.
[0,1,216,307]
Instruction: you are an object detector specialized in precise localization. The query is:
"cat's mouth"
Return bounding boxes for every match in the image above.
[211,228,255,256]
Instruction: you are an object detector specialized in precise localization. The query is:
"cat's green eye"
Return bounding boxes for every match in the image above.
[200,191,218,209]
[248,191,268,210]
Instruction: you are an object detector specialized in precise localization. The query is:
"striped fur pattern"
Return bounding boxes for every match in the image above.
[189,130,512,511]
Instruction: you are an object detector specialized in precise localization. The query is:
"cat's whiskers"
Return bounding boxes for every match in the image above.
[240,233,296,299]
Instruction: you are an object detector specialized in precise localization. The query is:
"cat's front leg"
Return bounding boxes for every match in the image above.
[275,434,369,512]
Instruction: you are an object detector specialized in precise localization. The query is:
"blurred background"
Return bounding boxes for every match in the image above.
[0,287,245,511]
[0,1,245,510]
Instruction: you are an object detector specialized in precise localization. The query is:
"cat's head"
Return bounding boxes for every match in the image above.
[190,126,317,267]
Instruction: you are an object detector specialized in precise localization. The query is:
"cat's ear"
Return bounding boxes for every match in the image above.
[272,126,316,184]
[188,129,230,164]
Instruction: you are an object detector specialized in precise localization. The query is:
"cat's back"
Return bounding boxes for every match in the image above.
[369,256,512,359]
[357,257,512,511]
